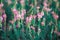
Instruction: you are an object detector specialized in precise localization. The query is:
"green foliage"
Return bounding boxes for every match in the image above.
[0,0,60,40]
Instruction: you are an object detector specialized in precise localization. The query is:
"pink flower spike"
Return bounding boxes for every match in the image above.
[43,2,47,7]
[0,3,4,7]
[43,7,51,12]
[16,14,21,20]
[26,15,32,24]
[37,13,42,19]
[51,11,55,14]
[2,14,7,19]
[21,9,26,14]
[41,11,44,16]
[12,8,18,15]
[29,15,33,22]
[29,15,33,18]
[20,0,24,5]
[53,14,59,20]
[21,13,24,20]
[30,26,35,30]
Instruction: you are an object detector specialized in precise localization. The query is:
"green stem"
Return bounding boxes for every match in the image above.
[34,0,37,6]
[27,7,33,13]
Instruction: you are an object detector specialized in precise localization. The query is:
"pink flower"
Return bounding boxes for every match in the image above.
[14,14,21,21]
[20,9,26,20]
[43,2,47,7]
[2,14,7,19]
[20,0,24,5]
[12,8,18,15]
[30,4,34,7]
[41,21,45,26]
[54,30,60,35]
[29,15,33,22]
[8,0,12,5]
[0,3,3,8]
[44,0,47,2]
[9,20,14,24]
[16,14,21,20]
[41,11,44,16]
[21,12,24,17]
[21,9,26,14]
[26,17,29,24]
[2,12,6,22]
[21,13,24,20]
[37,13,42,19]
[51,11,59,20]
[53,14,59,20]
[26,15,33,24]
[36,6,40,9]
[30,26,35,30]
[43,7,51,12]
[51,11,55,14]
[33,15,36,19]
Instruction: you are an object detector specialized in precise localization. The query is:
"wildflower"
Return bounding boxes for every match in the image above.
[2,13,7,19]
[33,15,36,19]
[21,13,24,20]
[21,9,26,14]
[26,15,33,24]
[29,15,33,22]
[2,12,6,22]
[43,2,48,7]
[26,17,29,24]
[30,4,34,7]
[20,9,26,20]
[20,0,24,5]
[14,14,21,21]
[0,3,3,9]
[14,16,17,21]
[54,30,60,35]
[41,11,44,16]
[51,11,55,14]
[16,14,21,20]
[9,20,14,24]
[30,26,35,30]
[53,14,59,20]
[37,12,42,19]
[41,21,45,26]
[43,7,51,12]
[8,0,12,5]
[51,11,59,20]
[36,6,40,10]
[12,8,18,15]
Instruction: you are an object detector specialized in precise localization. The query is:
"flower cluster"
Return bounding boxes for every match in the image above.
[0,0,60,40]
